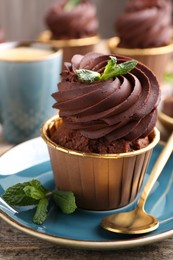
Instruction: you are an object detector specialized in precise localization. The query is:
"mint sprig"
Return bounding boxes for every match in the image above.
[1,179,77,225]
[76,56,138,83]
[64,0,81,11]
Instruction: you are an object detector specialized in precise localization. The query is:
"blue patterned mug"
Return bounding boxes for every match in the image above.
[0,42,62,144]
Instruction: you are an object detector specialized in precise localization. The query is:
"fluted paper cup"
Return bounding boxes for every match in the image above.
[38,30,100,64]
[108,37,173,83]
[41,116,160,211]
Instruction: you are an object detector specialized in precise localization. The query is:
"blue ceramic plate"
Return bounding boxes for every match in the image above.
[0,139,173,250]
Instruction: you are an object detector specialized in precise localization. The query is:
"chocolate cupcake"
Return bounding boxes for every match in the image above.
[41,53,160,210]
[108,0,173,83]
[39,0,99,64]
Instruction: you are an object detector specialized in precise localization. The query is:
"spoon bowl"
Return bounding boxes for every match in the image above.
[101,205,159,234]
[101,115,173,234]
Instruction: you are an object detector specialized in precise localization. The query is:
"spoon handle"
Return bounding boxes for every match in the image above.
[138,132,173,209]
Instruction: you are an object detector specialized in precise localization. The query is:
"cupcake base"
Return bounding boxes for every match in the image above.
[108,37,173,83]
[41,116,160,211]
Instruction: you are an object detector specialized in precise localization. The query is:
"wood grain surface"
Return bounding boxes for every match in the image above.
[1,219,173,260]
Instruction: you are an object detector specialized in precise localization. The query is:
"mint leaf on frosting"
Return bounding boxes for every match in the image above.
[75,69,101,83]
[64,0,81,11]
[1,179,77,225]
[76,56,138,83]
[101,56,118,77]
[101,57,137,80]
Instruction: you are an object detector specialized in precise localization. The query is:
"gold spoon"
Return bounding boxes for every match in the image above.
[101,119,173,235]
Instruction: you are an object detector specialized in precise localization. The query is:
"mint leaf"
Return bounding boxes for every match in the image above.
[100,59,138,80]
[64,0,81,11]
[23,186,46,200]
[102,56,117,77]
[53,190,77,214]
[32,198,49,225]
[76,69,101,83]
[29,179,48,194]
[1,182,39,206]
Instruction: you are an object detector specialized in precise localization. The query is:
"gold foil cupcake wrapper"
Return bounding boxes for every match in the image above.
[38,30,100,47]
[108,37,173,56]
[38,31,100,64]
[41,116,160,210]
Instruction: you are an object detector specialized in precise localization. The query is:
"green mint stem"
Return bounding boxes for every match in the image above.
[45,191,53,198]
[64,0,81,11]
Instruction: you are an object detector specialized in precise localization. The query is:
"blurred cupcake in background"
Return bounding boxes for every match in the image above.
[157,72,173,139]
[0,26,5,43]
[38,0,99,64]
[108,0,173,83]
[162,96,173,118]
[158,91,173,136]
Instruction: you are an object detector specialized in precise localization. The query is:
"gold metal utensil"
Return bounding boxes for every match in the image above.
[101,128,173,235]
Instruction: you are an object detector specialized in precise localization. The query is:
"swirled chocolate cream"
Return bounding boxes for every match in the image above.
[51,53,160,153]
[45,0,98,39]
[116,0,173,48]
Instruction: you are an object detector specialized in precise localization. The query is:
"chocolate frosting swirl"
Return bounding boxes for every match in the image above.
[116,0,173,48]
[52,53,160,142]
[45,0,98,39]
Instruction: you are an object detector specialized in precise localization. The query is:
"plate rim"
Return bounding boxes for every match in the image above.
[1,209,173,250]
[0,140,173,250]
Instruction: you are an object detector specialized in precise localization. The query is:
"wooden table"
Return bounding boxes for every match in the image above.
[1,128,173,259]
[1,219,173,260]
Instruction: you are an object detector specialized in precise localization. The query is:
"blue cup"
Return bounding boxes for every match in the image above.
[0,41,62,144]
